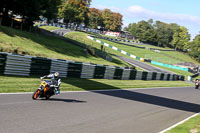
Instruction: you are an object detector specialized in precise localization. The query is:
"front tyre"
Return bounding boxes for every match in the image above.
[32,89,41,100]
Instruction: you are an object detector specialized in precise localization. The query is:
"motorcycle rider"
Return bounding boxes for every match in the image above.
[40,72,61,95]
[194,79,200,89]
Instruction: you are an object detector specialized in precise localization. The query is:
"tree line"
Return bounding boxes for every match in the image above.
[124,19,200,62]
[124,19,190,51]
[0,0,123,31]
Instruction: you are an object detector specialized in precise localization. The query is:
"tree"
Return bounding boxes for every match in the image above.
[154,21,173,47]
[171,26,190,51]
[135,20,156,44]
[101,9,112,30]
[60,0,92,26]
[189,35,200,61]
[88,8,103,29]
[124,23,137,37]
[101,9,123,31]
[40,0,62,22]
[110,12,123,31]
[1,0,62,26]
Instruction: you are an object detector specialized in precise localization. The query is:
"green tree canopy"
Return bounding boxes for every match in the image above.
[59,0,92,26]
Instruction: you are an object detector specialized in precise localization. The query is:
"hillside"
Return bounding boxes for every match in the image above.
[0,26,130,67]
[61,30,198,77]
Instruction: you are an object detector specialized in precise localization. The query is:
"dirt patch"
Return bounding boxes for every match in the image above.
[190,128,198,133]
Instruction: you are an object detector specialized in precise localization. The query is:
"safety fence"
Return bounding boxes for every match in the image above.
[0,52,184,81]
[86,35,191,72]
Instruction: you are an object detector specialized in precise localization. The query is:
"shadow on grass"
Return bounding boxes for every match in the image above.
[62,78,200,113]
[0,26,90,58]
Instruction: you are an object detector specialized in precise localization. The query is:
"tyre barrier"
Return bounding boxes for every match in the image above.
[0,52,185,81]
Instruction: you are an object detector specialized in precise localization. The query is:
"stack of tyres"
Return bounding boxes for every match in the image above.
[81,63,95,79]
[4,54,32,76]
[104,66,115,79]
[135,71,143,80]
[0,52,7,75]
[67,62,82,78]
[121,69,131,80]
[113,67,124,79]
[50,59,68,77]
[93,65,106,79]
[30,57,51,76]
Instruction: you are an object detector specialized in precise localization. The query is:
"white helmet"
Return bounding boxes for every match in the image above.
[54,72,60,78]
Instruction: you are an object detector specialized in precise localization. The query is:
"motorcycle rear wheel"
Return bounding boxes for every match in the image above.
[32,89,41,100]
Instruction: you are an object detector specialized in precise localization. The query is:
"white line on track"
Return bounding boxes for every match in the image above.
[159,112,200,133]
[0,86,192,95]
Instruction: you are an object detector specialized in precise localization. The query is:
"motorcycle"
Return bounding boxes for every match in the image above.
[195,82,199,89]
[32,80,55,100]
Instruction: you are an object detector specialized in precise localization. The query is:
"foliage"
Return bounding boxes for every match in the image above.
[135,20,156,44]
[101,9,123,31]
[171,26,191,51]
[189,35,200,61]
[154,21,173,47]
[1,0,62,26]
[124,19,191,51]
[58,0,91,26]
[88,8,103,29]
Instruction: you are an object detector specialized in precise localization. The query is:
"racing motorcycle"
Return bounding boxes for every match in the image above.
[32,80,55,100]
[195,82,200,89]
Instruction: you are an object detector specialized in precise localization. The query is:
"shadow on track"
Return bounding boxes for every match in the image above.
[62,78,200,113]
[43,98,86,103]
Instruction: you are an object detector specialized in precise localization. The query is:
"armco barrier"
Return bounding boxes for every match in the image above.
[0,52,185,81]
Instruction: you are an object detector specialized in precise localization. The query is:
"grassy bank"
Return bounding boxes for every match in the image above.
[0,25,129,67]
[0,75,193,93]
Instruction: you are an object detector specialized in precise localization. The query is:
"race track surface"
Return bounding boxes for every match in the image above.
[0,86,200,133]
[116,55,173,73]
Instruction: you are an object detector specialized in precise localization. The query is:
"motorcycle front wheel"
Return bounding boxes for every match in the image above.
[32,89,41,100]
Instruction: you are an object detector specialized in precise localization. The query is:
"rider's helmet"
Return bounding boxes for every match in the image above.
[54,72,60,78]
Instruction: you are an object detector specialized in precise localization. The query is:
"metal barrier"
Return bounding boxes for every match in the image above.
[4,54,32,76]
[0,52,185,81]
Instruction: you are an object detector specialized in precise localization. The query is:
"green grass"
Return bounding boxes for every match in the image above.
[91,36,199,65]
[40,26,61,31]
[63,31,144,70]
[0,75,193,93]
[62,31,198,76]
[0,25,130,67]
[165,115,200,133]
[38,26,199,77]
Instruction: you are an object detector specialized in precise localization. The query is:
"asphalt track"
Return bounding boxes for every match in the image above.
[1,86,200,133]
[116,55,173,73]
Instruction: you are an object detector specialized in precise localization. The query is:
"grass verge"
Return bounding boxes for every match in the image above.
[165,114,200,133]
[0,75,193,93]
[39,26,62,31]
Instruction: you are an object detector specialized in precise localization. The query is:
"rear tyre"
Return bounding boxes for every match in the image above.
[45,95,50,100]
[32,89,41,100]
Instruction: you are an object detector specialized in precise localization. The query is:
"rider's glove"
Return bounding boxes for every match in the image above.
[40,77,44,80]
